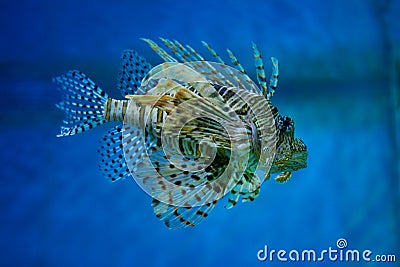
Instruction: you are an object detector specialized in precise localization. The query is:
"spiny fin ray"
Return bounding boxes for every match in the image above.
[141,38,178,62]
[152,199,218,229]
[251,43,268,97]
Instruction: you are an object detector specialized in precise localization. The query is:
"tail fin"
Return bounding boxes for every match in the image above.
[54,70,109,137]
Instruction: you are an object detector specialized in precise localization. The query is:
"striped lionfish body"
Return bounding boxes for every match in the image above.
[54,38,308,229]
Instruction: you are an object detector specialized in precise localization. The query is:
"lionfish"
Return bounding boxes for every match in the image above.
[54,38,308,229]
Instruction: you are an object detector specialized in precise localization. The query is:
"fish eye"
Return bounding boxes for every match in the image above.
[277,115,294,132]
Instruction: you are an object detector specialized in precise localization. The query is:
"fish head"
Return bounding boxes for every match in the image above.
[288,137,308,171]
[273,115,308,172]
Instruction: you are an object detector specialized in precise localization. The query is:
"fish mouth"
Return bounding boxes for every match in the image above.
[290,150,308,170]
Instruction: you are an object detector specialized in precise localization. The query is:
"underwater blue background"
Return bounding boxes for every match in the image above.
[1,0,399,266]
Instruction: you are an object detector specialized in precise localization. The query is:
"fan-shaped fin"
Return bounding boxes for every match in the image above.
[98,124,157,182]
[54,70,108,137]
[118,50,152,97]
[98,125,131,182]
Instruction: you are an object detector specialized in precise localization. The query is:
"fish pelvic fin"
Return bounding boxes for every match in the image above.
[54,70,109,137]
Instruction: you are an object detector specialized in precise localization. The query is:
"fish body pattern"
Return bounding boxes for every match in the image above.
[54,38,308,229]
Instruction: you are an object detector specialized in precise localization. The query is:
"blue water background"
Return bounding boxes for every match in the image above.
[1,0,399,266]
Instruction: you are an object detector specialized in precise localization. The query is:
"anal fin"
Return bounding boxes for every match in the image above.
[98,125,131,182]
[98,124,155,182]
